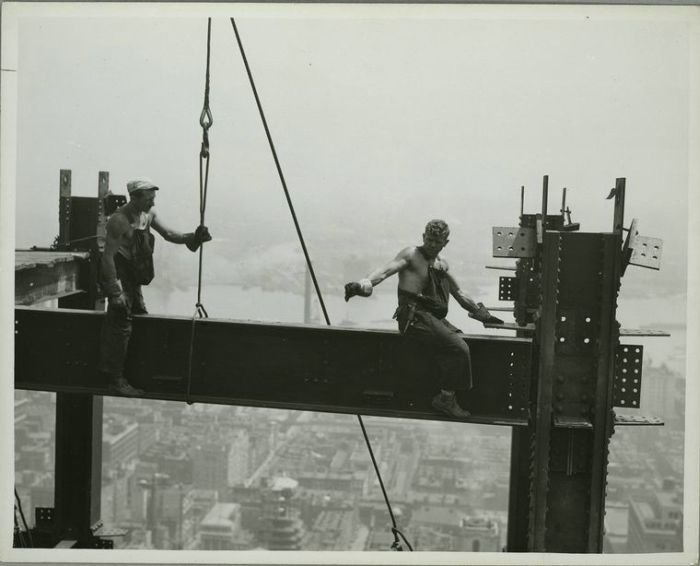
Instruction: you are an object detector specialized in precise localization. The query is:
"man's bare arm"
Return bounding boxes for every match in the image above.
[101,215,129,298]
[364,247,413,287]
[344,247,412,301]
[445,268,479,314]
[150,211,192,244]
[445,265,504,324]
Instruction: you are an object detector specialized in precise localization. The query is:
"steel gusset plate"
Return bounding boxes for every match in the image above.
[626,219,663,271]
[613,344,643,408]
[499,276,519,301]
[493,227,536,258]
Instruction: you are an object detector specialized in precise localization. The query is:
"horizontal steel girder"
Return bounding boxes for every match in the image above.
[15,306,533,425]
[15,254,87,305]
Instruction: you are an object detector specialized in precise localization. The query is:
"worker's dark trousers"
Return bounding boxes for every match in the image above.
[397,309,473,391]
[98,257,148,379]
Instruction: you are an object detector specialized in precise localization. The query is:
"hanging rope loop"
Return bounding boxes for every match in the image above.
[199,18,214,158]
[186,17,214,406]
[200,107,213,132]
[185,303,208,405]
[195,302,208,318]
[196,16,213,303]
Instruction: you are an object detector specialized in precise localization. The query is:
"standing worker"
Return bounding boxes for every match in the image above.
[98,177,212,396]
[344,219,502,418]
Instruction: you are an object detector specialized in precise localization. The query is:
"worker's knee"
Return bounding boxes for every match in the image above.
[444,335,470,357]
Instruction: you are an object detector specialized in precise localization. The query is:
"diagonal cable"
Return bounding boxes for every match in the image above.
[229,16,412,551]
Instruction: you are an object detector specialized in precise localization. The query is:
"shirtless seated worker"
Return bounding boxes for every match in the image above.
[344,219,502,419]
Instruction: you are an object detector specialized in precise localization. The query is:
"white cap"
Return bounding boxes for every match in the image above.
[126,177,159,194]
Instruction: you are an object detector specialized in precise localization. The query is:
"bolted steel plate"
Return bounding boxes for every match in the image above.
[492,227,536,258]
[613,344,643,408]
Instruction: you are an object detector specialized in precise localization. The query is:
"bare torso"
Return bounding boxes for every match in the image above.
[397,246,448,295]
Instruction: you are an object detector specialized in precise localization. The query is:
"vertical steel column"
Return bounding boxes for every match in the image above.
[585,235,619,551]
[587,178,625,550]
[527,231,560,551]
[53,171,104,544]
[53,392,103,541]
[507,426,532,551]
[58,170,71,246]
[507,196,540,551]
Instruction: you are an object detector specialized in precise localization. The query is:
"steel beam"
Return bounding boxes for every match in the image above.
[528,231,560,551]
[15,306,533,425]
[15,260,84,306]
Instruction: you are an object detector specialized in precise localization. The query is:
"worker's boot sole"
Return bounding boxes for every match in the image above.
[109,380,144,397]
[431,393,471,419]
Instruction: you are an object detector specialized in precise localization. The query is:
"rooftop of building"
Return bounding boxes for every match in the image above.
[604,504,629,536]
[411,505,463,527]
[271,476,298,492]
[656,490,683,509]
[201,503,240,528]
[103,421,138,442]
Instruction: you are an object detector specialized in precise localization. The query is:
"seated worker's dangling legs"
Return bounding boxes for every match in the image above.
[397,308,473,419]
[428,317,473,418]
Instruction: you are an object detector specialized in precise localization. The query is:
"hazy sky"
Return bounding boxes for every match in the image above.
[7,5,694,261]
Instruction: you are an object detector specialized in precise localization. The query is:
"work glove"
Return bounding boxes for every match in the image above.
[186,225,212,252]
[468,302,504,325]
[108,293,127,311]
[344,278,373,302]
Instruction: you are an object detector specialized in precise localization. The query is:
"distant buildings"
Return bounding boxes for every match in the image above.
[603,502,629,553]
[303,497,360,550]
[13,377,688,553]
[257,477,305,550]
[103,420,139,470]
[626,478,683,553]
[199,503,252,550]
[192,443,236,497]
[641,364,685,427]
[455,516,501,552]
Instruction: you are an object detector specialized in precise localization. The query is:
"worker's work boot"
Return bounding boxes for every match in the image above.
[109,377,144,397]
[431,391,471,419]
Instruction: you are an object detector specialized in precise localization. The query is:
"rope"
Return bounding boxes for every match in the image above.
[229,17,412,551]
[186,18,213,405]
[357,417,414,551]
[14,489,33,547]
[14,509,27,548]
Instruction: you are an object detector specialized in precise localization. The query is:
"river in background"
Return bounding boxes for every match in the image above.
[144,282,688,377]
